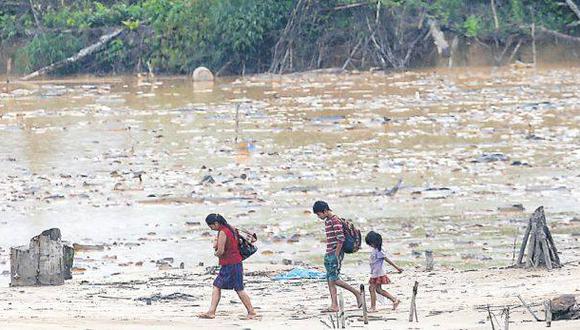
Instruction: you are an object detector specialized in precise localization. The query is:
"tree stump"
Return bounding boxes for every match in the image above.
[10,228,74,286]
[515,206,560,269]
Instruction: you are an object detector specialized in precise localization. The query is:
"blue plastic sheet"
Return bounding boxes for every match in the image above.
[272,267,326,281]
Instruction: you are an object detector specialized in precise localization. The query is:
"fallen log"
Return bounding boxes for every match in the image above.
[20,28,124,81]
[10,228,74,286]
[537,26,580,43]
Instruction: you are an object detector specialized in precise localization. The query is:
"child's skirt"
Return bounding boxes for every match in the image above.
[369,275,391,285]
[213,263,244,291]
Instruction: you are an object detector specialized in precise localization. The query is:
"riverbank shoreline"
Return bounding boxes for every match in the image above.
[1,261,579,329]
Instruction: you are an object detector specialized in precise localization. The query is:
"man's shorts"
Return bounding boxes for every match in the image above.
[324,253,343,282]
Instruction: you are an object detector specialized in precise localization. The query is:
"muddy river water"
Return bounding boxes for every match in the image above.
[0,65,578,285]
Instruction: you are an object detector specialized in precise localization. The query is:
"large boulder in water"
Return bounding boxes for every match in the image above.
[192,66,214,82]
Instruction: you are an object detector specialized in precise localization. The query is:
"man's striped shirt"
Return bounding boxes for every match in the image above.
[325,215,345,255]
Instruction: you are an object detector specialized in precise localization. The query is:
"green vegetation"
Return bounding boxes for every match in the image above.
[1,0,578,75]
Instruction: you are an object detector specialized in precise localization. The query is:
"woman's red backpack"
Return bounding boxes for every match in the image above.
[340,218,362,253]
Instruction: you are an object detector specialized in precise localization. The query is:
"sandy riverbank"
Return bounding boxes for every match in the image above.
[1,258,579,329]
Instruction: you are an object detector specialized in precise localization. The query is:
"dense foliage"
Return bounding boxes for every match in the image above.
[0,0,578,75]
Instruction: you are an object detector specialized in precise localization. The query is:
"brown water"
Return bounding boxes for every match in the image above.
[0,65,579,285]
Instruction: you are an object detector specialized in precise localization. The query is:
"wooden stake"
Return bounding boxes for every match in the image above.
[339,292,345,328]
[540,238,552,270]
[425,250,434,271]
[511,226,519,265]
[544,300,552,327]
[409,281,419,322]
[504,307,510,330]
[517,221,531,265]
[234,104,240,143]
[360,284,368,324]
[526,220,537,267]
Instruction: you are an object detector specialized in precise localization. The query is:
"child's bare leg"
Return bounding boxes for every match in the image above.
[335,279,362,307]
[199,286,221,318]
[368,284,378,312]
[236,290,256,318]
[326,280,339,311]
[376,285,400,310]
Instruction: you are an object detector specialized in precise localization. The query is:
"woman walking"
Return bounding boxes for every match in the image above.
[198,213,257,319]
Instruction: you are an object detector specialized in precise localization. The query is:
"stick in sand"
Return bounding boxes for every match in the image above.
[517,295,541,321]
[360,284,368,324]
[544,300,552,327]
[235,103,240,143]
[409,281,419,322]
[487,305,496,330]
[339,292,345,328]
[504,307,510,330]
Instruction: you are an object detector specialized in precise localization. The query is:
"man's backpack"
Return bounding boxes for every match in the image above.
[235,228,258,260]
[339,218,362,254]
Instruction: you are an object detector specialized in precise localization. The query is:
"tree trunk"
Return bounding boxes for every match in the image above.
[20,28,124,81]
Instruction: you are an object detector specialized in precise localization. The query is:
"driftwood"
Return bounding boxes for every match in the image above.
[515,206,560,269]
[10,228,74,286]
[20,28,124,81]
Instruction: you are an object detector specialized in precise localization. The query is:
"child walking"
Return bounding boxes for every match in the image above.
[365,231,402,312]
